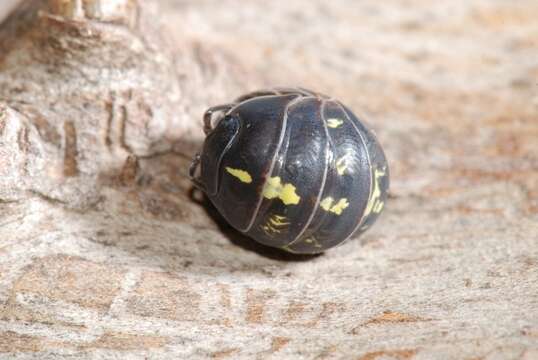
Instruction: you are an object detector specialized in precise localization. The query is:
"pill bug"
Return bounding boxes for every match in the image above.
[190,87,389,254]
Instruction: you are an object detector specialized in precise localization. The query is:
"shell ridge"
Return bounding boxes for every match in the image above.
[285,99,332,247]
[335,101,374,243]
[209,117,241,196]
[242,95,303,232]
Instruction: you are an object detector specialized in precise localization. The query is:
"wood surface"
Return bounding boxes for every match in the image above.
[0,0,537,359]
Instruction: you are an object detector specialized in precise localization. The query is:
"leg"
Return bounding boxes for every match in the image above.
[189,152,206,191]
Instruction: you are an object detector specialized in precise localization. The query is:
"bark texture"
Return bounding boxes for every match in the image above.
[0,0,537,359]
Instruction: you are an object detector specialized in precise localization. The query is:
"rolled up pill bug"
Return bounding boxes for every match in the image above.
[190,87,389,254]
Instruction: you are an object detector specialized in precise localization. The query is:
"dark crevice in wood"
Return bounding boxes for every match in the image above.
[105,94,114,148]
[63,120,78,177]
[119,104,132,154]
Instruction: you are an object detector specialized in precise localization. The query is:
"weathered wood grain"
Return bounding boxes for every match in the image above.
[0,0,537,359]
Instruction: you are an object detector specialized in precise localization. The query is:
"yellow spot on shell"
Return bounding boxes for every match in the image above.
[225,167,252,183]
[373,201,384,213]
[330,198,349,215]
[320,197,350,215]
[281,185,300,205]
[263,177,300,205]
[261,214,290,236]
[364,167,387,216]
[320,197,334,211]
[336,155,350,175]
[327,118,344,128]
[270,215,290,226]
[303,236,322,248]
[262,224,281,234]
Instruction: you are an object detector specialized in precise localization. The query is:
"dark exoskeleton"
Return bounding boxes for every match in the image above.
[190,87,389,254]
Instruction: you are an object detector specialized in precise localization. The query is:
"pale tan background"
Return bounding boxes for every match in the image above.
[0,0,20,22]
[0,0,537,359]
